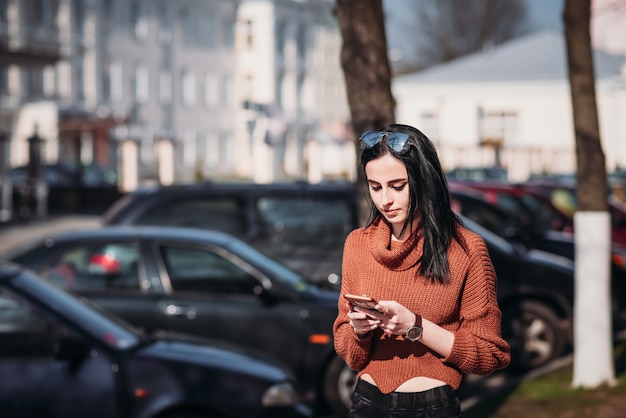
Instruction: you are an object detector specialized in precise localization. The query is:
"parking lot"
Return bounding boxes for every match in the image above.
[0,213,575,415]
[3,202,626,417]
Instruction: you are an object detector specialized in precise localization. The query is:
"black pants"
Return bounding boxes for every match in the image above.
[350,379,462,418]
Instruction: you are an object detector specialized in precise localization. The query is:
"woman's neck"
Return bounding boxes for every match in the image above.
[390,217,420,242]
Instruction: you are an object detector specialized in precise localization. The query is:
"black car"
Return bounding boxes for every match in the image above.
[2,226,351,417]
[456,216,576,371]
[101,181,359,287]
[0,262,312,418]
[450,187,626,328]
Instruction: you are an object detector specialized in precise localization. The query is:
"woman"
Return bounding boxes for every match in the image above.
[333,124,511,417]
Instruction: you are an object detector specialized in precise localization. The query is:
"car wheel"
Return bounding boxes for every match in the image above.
[502,300,568,370]
[323,355,356,418]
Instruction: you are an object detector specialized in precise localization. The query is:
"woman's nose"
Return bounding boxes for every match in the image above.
[381,188,393,205]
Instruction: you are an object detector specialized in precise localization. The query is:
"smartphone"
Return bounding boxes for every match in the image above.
[344,294,378,310]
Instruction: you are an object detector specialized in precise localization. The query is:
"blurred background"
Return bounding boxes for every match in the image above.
[0,0,624,219]
[1,2,626,417]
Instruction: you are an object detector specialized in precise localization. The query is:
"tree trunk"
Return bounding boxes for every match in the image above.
[564,0,615,388]
[334,0,395,226]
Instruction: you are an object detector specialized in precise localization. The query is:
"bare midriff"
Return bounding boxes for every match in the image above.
[360,373,447,392]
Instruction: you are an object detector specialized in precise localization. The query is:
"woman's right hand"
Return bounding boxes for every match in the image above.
[347,303,381,335]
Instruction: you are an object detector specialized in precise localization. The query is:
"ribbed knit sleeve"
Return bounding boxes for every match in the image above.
[333,229,375,371]
[442,231,511,375]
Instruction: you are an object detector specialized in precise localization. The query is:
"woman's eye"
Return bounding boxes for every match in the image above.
[370,185,382,191]
[393,184,406,191]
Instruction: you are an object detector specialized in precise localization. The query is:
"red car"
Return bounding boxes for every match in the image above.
[521,181,626,246]
[449,179,626,246]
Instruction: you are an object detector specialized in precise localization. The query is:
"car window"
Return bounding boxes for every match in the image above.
[137,197,247,237]
[451,194,511,235]
[41,243,141,291]
[0,290,58,357]
[519,194,568,231]
[257,197,352,248]
[159,246,259,294]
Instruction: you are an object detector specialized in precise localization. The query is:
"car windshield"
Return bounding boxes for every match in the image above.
[12,270,141,349]
[228,239,310,290]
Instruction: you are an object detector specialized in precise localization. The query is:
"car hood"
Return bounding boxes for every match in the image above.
[136,330,291,381]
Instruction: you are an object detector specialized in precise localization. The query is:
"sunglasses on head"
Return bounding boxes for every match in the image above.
[359,130,411,154]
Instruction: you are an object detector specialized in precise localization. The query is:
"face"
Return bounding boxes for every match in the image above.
[364,153,412,239]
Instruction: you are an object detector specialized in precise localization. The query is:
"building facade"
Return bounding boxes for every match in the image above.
[0,0,354,191]
[393,30,626,181]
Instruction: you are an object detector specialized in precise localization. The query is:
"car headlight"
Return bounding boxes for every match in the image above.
[261,382,299,406]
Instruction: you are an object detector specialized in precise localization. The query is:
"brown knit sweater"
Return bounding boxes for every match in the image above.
[333,217,511,394]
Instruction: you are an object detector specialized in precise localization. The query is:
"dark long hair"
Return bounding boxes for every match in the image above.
[360,123,465,283]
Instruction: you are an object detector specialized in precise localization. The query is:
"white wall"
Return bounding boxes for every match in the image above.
[394,76,626,181]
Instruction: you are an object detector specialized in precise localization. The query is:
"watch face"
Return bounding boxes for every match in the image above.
[407,326,423,341]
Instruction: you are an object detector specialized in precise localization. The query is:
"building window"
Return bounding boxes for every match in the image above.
[480,110,519,146]
[296,74,305,112]
[204,73,218,107]
[158,4,171,44]
[72,0,85,35]
[206,131,219,166]
[72,56,84,101]
[276,21,286,58]
[243,74,254,100]
[160,44,171,70]
[420,112,438,143]
[130,1,148,40]
[101,64,110,102]
[275,72,284,110]
[198,13,215,48]
[222,19,235,48]
[182,69,196,107]
[297,24,307,61]
[134,66,149,103]
[110,61,123,102]
[159,71,172,104]
[24,67,44,99]
[161,104,173,133]
[222,131,234,165]
[101,0,113,36]
[223,75,234,107]
[108,0,122,31]
[0,66,8,94]
[244,20,254,49]
[0,0,8,25]
[181,9,192,45]
[183,130,197,167]
[43,65,56,97]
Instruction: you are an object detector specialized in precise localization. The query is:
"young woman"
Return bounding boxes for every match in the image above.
[333,124,511,417]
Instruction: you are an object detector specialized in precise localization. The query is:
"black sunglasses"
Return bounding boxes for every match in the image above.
[359,130,411,154]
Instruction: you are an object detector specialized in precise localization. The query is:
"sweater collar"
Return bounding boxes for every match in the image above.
[370,217,422,271]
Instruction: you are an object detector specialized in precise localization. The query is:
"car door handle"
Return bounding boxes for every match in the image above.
[157,301,197,319]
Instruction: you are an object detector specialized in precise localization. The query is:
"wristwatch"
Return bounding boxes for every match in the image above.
[405,313,423,342]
